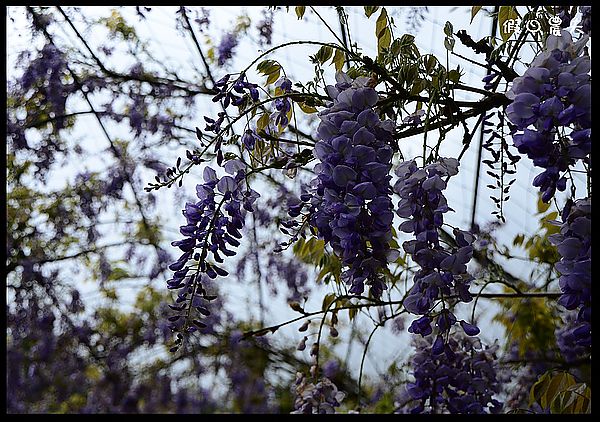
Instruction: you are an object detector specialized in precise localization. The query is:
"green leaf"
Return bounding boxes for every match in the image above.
[289,301,304,313]
[443,21,453,36]
[265,68,281,86]
[551,383,591,414]
[295,6,306,20]
[322,293,336,311]
[256,59,273,73]
[546,372,576,409]
[537,194,551,213]
[471,6,482,23]
[513,233,525,246]
[206,46,215,62]
[375,8,390,56]
[257,60,281,79]
[108,266,130,281]
[297,102,318,114]
[346,66,359,79]
[348,306,358,320]
[530,371,578,410]
[444,36,455,52]
[424,55,438,74]
[332,48,345,71]
[376,8,388,37]
[256,113,270,134]
[399,64,418,85]
[315,45,334,64]
[448,69,461,83]
[530,371,551,407]
[410,79,424,95]
[317,265,330,283]
[102,287,118,300]
[498,6,519,42]
[378,27,392,54]
[293,237,325,264]
[390,39,402,55]
[507,409,533,414]
[364,6,379,18]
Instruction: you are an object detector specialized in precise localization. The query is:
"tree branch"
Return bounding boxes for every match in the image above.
[30,7,161,255]
[393,93,510,140]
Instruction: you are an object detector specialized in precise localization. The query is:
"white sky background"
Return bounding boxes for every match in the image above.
[6,6,588,389]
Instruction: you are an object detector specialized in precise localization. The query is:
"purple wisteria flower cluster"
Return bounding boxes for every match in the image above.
[402,333,503,414]
[549,197,591,355]
[392,158,505,413]
[217,32,239,66]
[272,77,293,127]
[288,72,396,298]
[8,41,78,172]
[578,6,591,35]
[394,158,477,338]
[499,341,553,411]
[202,72,262,161]
[555,315,590,364]
[18,43,73,125]
[555,6,573,29]
[225,331,275,413]
[194,7,210,32]
[291,372,345,414]
[166,160,259,347]
[210,73,259,113]
[209,74,290,153]
[506,30,591,203]
[256,8,274,47]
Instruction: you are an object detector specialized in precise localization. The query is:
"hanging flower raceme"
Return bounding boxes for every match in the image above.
[555,6,573,29]
[166,160,259,349]
[225,331,275,413]
[217,31,239,66]
[402,333,503,414]
[18,43,74,120]
[578,6,591,35]
[290,372,345,414]
[394,158,477,338]
[209,73,259,116]
[555,316,590,364]
[271,76,293,127]
[392,157,499,414]
[256,8,274,47]
[549,197,591,352]
[506,30,591,203]
[288,72,397,298]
